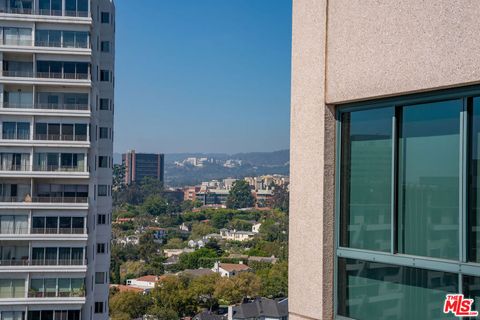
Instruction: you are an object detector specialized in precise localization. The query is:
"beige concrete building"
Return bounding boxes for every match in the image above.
[290,1,480,319]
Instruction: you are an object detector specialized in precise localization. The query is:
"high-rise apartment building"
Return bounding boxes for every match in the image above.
[0,1,115,319]
[291,1,480,320]
[122,150,164,185]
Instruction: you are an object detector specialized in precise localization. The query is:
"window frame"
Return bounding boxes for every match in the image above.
[334,85,480,319]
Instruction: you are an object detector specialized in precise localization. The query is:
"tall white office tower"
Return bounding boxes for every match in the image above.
[0,0,115,319]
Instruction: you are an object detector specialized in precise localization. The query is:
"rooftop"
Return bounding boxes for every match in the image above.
[217,263,250,272]
[232,298,288,319]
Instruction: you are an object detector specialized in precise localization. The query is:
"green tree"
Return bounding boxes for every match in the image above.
[272,184,289,213]
[179,248,218,269]
[188,273,221,311]
[258,261,288,298]
[142,195,168,216]
[147,305,179,320]
[150,275,193,317]
[140,176,164,197]
[214,272,261,304]
[190,222,216,239]
[109,291,150,319]
[226,180,255,209]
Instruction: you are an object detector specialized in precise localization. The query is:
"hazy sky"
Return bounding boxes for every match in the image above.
[114,0,292,154]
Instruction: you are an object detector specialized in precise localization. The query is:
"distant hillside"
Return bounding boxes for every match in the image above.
[114,150,290,187]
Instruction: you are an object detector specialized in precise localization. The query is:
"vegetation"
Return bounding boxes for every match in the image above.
[110,176,289,318]
[226,180,255,209]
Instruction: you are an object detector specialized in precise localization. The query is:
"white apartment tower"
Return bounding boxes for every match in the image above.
[0,0,115,319]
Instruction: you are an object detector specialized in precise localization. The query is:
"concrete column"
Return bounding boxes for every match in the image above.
[289,0,335,319]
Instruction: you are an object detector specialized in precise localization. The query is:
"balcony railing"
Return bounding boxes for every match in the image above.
[0,8,89,18]
[0,196,88,204]
[2,70,34,78]
[35,103,89,111]
[34,165,86,173]
[3,39,33,46]
[0,259,29,266]
[35,40,89,49]
[28,290,85,298]
[35,134,88,141]
[1,102,89,111]
[0,164,30,172]
[31,228,84,235]
[31,259,84,266]
[37,72,89,80]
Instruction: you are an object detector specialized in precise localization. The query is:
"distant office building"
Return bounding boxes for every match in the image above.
[122,150,164,185]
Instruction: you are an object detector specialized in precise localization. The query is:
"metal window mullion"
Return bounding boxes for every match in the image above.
[460,99,468,263]
[334,111,342,319]
[391,108,398,255]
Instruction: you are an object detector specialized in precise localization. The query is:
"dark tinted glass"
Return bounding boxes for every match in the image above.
[398,100,461,260]
[338,258,458,320]
[340,107,393,251]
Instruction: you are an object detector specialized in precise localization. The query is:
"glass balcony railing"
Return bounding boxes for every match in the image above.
[0,8,89,18]
[31,227,84,235]
[34,134,88,141]
[2,70,90,80]
[0,196,88,204]
[2,102,89,111]
[28,290,85,298]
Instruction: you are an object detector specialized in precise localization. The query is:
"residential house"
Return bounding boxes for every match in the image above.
[193,311,226,320]
[228,298,288,320]
[126,275,162,290]
[220,229,255,242]
[251,223,262,234]
[212,262,250,278]
[163,248,195,258]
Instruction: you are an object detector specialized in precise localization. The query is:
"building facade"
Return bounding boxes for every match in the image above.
[0,1,115,319]
[290,1,480,320]
[122,150,164,185]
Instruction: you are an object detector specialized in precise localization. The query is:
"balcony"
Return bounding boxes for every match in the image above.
[31,228,84,235]
[28,290,85,298]
[34,134,87,142]
[0,196,88,204]
[0,8,89,18]
[36,72,89,80]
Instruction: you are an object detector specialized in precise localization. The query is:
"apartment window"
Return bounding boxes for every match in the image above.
[97,214,106,225]
[94,301,104,314]
[97,185,108,196]
[2,27,32,46]
[99,127,109,139]
[98,156,108,168]
[2,122,30,140]
[101,12,110,23]
[95,272,105,284]
[39,0,62,16]
[100,41,110,52]
[96,243,105,254]
[100,69,110,82]
[99,98,109,110]
[65,0,89,17]
[336,87,480,320]
[0,279,25,298]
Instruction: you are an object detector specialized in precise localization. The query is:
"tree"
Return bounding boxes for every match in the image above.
[257,261,288,298]
[178,248,218,269]
[188,274,221,311]
[272,184,289,213]
[109,291,150,319]
[226,180,255,209]
[150,276,193,317]
[142,195,168,216]
[140,176,164,197]
[214,272,261,304]
[190,222,216,240]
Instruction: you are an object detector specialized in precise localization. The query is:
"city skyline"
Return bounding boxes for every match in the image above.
[114,0,292,154]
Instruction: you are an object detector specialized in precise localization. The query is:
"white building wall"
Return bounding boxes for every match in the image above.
[0,1,115,319]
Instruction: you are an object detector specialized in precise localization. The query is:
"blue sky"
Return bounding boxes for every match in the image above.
[114,0,292,154]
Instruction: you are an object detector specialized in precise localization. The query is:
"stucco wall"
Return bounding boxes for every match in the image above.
[289,0,334,319]
[290,0,480,319]
[326,0,480,104]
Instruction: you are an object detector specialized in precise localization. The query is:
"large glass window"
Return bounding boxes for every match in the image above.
[340,107,393,252]
[398,100,461,260]
[337,89,480,319]
[338,258,458,320]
